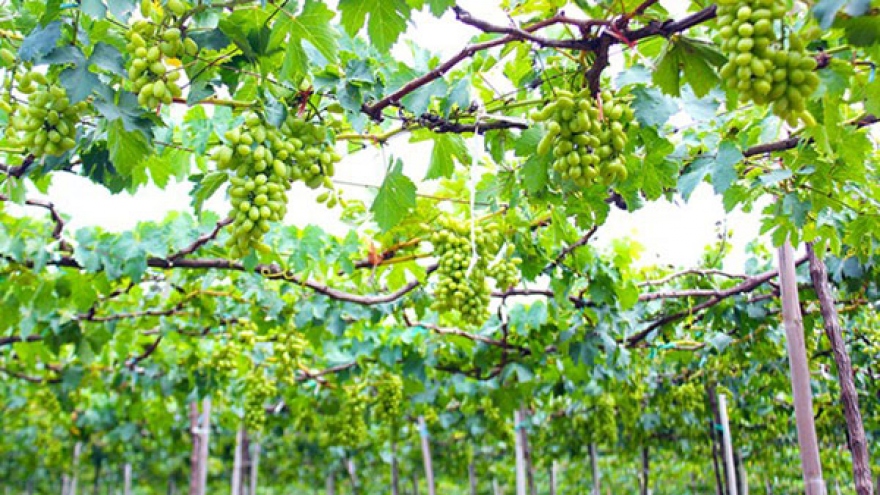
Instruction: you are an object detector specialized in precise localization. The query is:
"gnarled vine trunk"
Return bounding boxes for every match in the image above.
[807,243,873,495]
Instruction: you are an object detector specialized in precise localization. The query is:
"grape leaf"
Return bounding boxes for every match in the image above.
[190,172,228,214]
[339,0,411,52]
[272,0,339,79]
[107,120,151,189]
[425,133,469,180]
[18,21,62,62]
[371,160,417,231]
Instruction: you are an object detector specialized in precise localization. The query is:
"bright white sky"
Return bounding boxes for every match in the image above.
[33,0,767,271]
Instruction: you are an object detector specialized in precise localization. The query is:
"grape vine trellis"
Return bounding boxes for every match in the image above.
[1,0,880,494]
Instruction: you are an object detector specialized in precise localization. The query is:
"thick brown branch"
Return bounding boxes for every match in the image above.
[39,255,426,306]
[0,155,36,179]
[743,114,878,157]
[639,268,748,287]
[169,217,234,261]
[361,14,576,120]
[545,226,599,272]
[126,336,164,369]
[626,255,808,346]
[0,366,61,384]
[453,6,586,50]
[0,335,43,348]
[0,194,68,241]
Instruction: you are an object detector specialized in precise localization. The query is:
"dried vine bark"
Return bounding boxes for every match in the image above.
[807,243,873,495]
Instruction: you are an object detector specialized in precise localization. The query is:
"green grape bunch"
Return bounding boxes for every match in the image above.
[6,72,86,157]
[488,255,521,292]
[243,370,277,433]
[278,113,342,190]
[531,88,634,187]
[211,109,341,258]
[429,215,503,327]
[210,340,241,376]
[125,0,198,109]
[716,0,820,126]
[372,372,404,426]
[274,331,307,386]
[328,384,368,448]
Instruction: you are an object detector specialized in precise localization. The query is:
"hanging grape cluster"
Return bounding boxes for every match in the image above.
[243,370,277,433]
[372,373,404,427]
[430,216,504,327]
[273,331,307,386]
[328,384,368,448]
[278,114,342,190]
[125,1,197,110]
[210,340,241,376]
[488,255,521,292]
[574,394,618,446]
[6,72,86,157]
[716,0,820,126]
[531,89,633,187]
[211,110,341,258]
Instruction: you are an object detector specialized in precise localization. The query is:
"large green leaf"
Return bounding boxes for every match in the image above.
[370,160,417,231]
[273,0,339,79]
[338,0,411,52]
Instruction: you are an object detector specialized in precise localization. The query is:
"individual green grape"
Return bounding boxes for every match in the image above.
[243,370,277,433]
[531,88,634,188]
[373,372,404,426]
[429,215,504,327]
[715,0,820,126]
[7,72,86,157]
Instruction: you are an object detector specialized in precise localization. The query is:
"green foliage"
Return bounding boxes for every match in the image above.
[0,0,879,492]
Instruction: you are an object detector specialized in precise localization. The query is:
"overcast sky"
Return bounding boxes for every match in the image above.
[28,0,767,271]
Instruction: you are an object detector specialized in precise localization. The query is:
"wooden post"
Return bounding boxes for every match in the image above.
[417,416,436,495]
[590,443,601,495]
[325,470,335,495]
[549,461,556,495]
[493,478,503,495]
[778,241,826,495]
[66,441,82,495]
[718,394,738,495]
[468,462,478,495]
[346,458,359,495]
[807,244,873,495]
[199,398,211,495]
[188,402,201,495]
[708,387,730,495]
[514,410,527,495]
[736,451,749,495]
[391,442,400,495]
[640,447,649,495]
[123,463,132,495]
[231,426,244,495]
[412,471,419,495]
[517,409,536,495]
[249,441,260,495]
